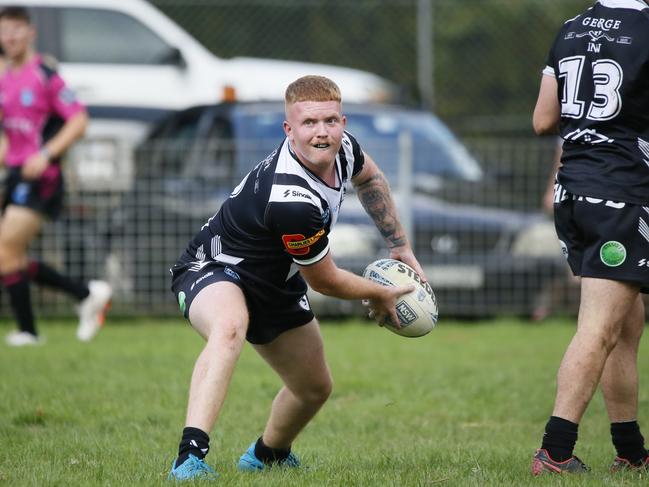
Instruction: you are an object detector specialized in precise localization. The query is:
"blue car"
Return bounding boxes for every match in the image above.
[127,101,564,317]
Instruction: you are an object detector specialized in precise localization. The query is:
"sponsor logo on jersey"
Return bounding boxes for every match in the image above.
[580,17,622,32]
[322,208,331,226]
[298,295,310,311]
[190,271,214,291]
[600,241,626,267]
[178,291,186,314]
[565,16,628,51]
[270,185,323,212]
[565,128,614,145]
[58,88,77,105]
[559,240,569,259]
[223,266,240,280]
[3,117,34,134]
[638,259,649,268]
[20,88,34,106]
[577,30,615,42]
[12,183,31,204]
[282,229,325,255]
[577,30,614,53]
[283,188,312,200]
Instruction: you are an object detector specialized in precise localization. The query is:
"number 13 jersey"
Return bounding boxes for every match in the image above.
[543,0,649,204]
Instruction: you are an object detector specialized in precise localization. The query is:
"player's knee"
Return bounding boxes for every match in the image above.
[596,328,620,353]
[621,309,645,342]
[300,374,333,405]
[217,319,247,345]
[0,247,8,269]
[620,321,644,344]
[0,243,21,272]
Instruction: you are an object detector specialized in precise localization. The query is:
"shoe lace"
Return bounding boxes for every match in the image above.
[571,456,590,471]
[181,456,216,477]
[282,453,300,468]
[615,455,649,468]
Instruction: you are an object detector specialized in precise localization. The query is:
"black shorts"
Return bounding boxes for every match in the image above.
[554,186,649,292]
[170,261,315,345]
[2,165,64,219]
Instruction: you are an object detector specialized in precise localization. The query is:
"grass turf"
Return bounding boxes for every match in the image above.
[0,317,648,486]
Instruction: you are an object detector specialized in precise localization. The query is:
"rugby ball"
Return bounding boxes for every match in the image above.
[362,258,438,337]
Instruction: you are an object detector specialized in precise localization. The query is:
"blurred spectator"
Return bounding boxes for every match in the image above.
[0,6,111,346]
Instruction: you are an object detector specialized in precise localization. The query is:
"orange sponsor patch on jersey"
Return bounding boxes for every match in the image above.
[282,229,325,256]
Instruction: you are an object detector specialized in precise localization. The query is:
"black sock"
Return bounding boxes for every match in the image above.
[3,272,37,336]
[176,427,210,466]
[541,416,579,462]
[27,260,89,300]
[254,436,291,464]
[611,421,648,464]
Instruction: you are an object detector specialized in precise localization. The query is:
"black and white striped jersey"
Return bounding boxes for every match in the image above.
[543,0,649,204]
[175,131,365,296]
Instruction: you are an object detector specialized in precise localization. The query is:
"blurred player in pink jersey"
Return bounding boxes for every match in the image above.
[0,6,111,346]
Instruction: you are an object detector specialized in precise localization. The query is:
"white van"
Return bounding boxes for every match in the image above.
[0,0,398,190]
[1,0,397,111]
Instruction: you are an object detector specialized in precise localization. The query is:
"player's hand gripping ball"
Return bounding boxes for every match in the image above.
[362,258,438,337]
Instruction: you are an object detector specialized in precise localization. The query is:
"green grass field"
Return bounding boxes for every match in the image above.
[1,317,648,486]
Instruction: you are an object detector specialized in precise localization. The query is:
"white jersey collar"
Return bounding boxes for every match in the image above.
[598,0,648,10]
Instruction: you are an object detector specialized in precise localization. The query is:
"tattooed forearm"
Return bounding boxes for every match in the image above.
[355,172,407,248]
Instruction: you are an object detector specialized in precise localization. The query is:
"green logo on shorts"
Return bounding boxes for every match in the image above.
[178,291,186,314]
[600,241,626,267]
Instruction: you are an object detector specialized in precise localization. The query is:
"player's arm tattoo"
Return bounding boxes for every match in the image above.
[355,172,407,249]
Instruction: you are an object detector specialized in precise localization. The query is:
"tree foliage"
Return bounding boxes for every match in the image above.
[151,0,592,133]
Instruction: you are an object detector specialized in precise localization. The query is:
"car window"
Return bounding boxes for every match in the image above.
[185,115,235,186]
[138,109,204,177]
[407,114,482,181]
[345,112,483,182]
[231,107,483,183]
[232,110,285,177]
[155,110,234,186]
[138,109,235,211]
[59,8,173,64]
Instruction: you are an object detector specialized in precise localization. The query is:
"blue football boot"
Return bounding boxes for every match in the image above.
[238,441,300,471]
[168,454,219,481]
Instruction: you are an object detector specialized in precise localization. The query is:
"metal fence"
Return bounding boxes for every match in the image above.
[9,0,597,320]
[21,133,578,320]
[150,0,593,132]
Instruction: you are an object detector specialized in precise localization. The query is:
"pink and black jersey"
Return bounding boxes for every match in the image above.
[0,55,84,167]
[174,131,365,302]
